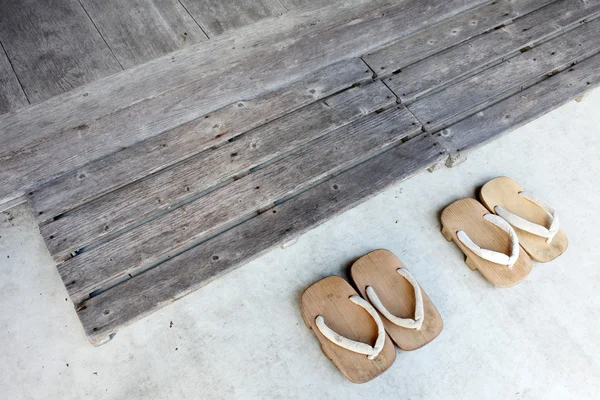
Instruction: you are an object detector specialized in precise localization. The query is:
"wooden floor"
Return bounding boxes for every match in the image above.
[1,0,599,344]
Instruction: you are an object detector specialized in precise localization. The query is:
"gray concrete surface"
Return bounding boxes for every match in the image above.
[1,87,599,399]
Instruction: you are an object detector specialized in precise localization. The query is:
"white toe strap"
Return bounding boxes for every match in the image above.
[494,191,559,244]
[457,213,520,268]
[315,295,386,360]
[366,268,424,330]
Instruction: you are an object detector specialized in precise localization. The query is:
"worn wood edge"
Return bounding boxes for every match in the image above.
[75,133,446,345]
[59,106,421,302]
[434,52,600,167]
[0,195,26,214]
[28,58,374,223]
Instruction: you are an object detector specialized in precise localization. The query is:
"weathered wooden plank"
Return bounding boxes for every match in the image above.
[28,59,373,222]
[436,52,600,166]
[39,81,395,257]
[386,0,600,103]
[76,133,445,345]
[0,0,386,155]
[0,44,28,115]
[59,106,422,304]
[179,0,286,37]
[0,0,485,208]
[79,0,208,69]
[363,0,555,78]
[0,0,122,103]
[278,0,323,9]
[408,18,600,132]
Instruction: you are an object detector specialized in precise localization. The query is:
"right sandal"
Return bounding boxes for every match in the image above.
[480,176,568,262]
[441,198,532,288]
[350,250,443,351]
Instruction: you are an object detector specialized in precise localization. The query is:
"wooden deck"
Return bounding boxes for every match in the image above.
[1,0,599,344]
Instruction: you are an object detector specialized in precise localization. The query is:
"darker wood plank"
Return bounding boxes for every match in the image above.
[28,59,373,222]
[363,0,556,78]
[0,0,122,103]
[0,0,484,209]
[0,43,28,114]
[39,81,395,257]
[75,132,445,345]
[436,52,600,166]
[407,18,600,132]
[385,0,600,103]
[178,0,286,37]
[59,106,422,304]
[79,0,208,68]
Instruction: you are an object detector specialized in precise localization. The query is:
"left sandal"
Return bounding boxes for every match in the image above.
[351,249,443,351]
[480,176,568,262]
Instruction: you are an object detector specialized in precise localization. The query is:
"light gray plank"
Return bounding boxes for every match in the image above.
[178,0,286,37]
[28,59,373,222]
[386,0,600,103]
[39,81,395,258]
[0,0,484,209]
[408,18,600,132]
[0,44,28,115]
[363,0,556,78]
[0,0,122,103]
[59,106,422,304]
[436,52,600,166]
[79,0,208,69]
[76,133,445,345]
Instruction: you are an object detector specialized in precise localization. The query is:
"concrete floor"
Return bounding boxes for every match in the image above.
[1,87,599,399]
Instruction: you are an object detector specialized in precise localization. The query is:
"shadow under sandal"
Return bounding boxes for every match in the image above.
[480,176,568,262]
[350,249,443,351]
[301,276,396,383]
[441,198,532,288]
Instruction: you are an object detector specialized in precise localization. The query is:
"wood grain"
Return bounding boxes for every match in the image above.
[408,18,600,131]
[179,0,286,37]
[435,51,600,166]
[441,198,532,288]
[363,0,556,79]
[0,0,483,208]
[301,276,396,383]
[79,0,208,68]
[28,59,372,222]
[351,249,443,351]
[386,0,600,103]
[73,133,445,345]
[40,81,395,257]
[59,106,422,303]
[480,177,568,262]
[0,0,122,103]
[0,44,28,115]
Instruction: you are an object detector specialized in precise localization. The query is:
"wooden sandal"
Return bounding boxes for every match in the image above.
[441,198,532,288]
[351,249,443,351]
[301,276,396,383]
[480,176,567,262]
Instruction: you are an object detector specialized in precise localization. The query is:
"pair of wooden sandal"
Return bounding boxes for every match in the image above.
[301,250,443,383]
[441,177,568,287]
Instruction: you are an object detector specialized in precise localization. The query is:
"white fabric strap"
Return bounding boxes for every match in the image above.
[365,268,424,330]
[315,295,386,360]
[457,213,520,268]
[494,191,560,244]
